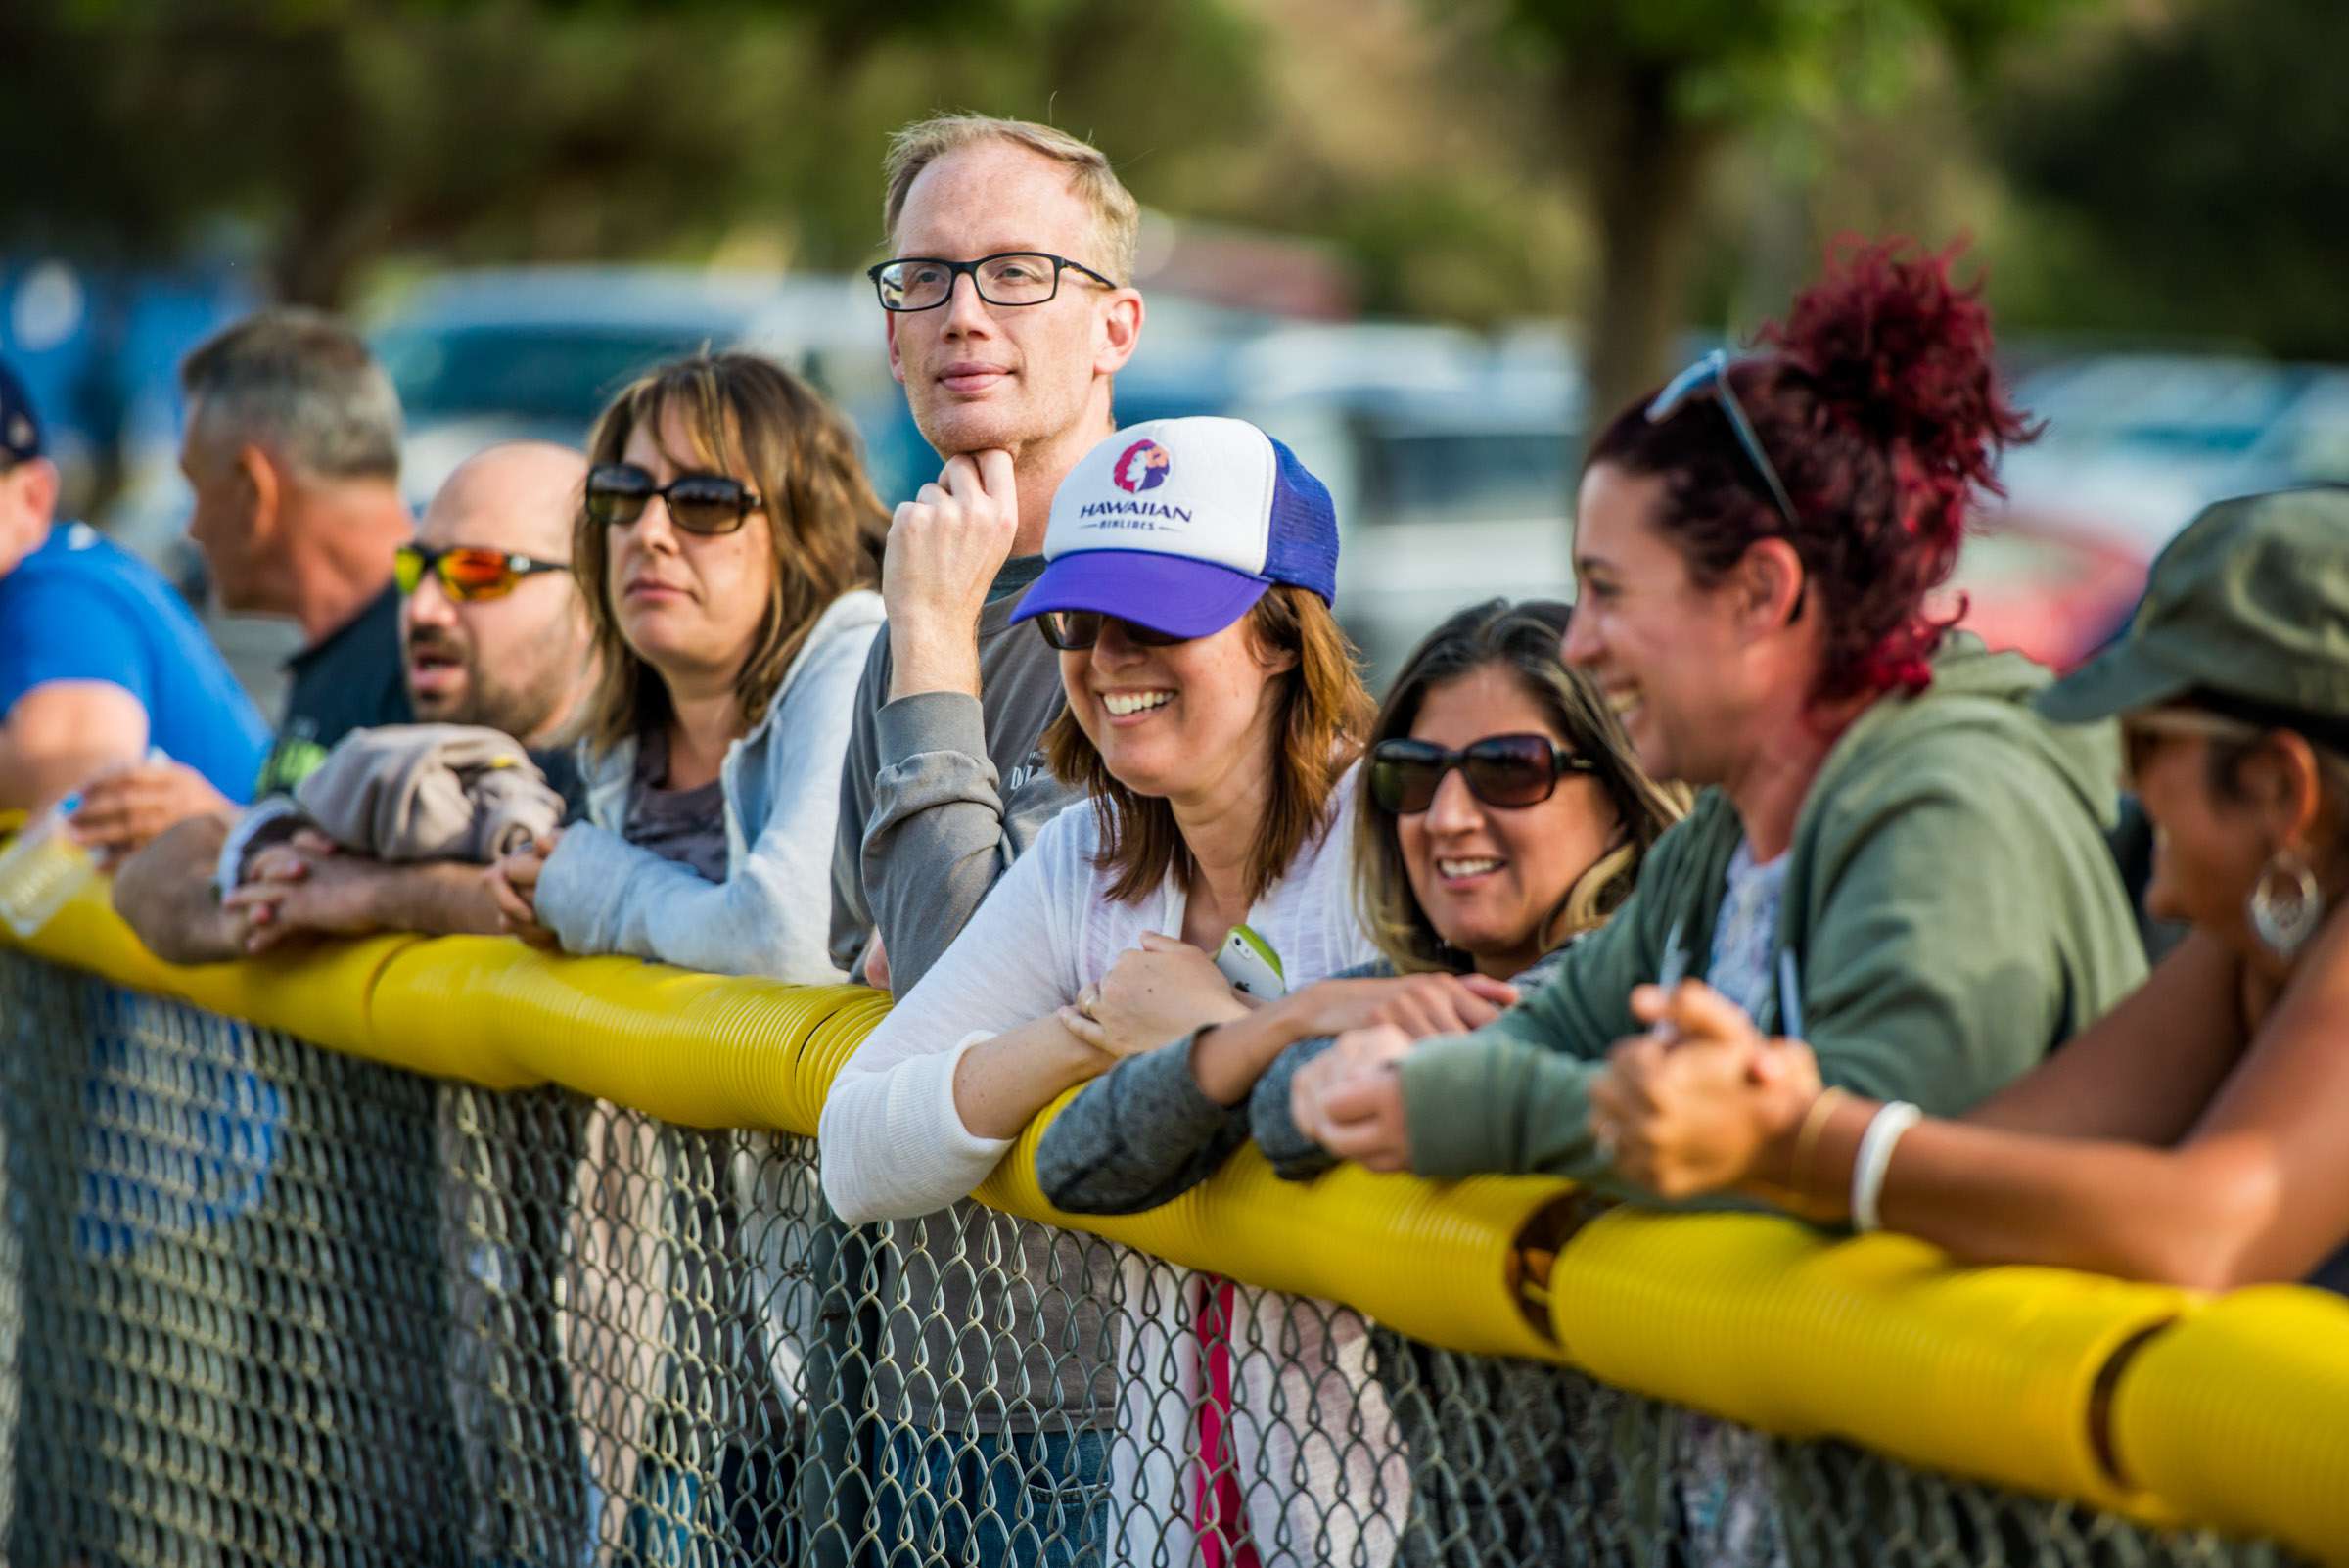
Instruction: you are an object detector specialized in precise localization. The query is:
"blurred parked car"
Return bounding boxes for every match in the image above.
[1940,510,2148,674]
[2001,353,2349,551]
[371,265,926,504]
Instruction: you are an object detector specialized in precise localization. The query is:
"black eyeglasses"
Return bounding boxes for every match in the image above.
[1368,734,1594,815]
[585,463,762,535]
[1647,349,1802,529]
[393,543,569,602]
[868,253,1119,313]
[1034,611,1193,653]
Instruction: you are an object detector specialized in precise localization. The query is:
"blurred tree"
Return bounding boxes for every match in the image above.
[1996,0,2349,361]
[1488,0,2083,417]
[0,0,1271,305]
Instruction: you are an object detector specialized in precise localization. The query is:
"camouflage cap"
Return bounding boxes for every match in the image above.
[0,358,41,466]
[2037,486,2349,725]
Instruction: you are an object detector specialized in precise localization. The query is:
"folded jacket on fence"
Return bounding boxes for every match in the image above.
[293,723,565,863]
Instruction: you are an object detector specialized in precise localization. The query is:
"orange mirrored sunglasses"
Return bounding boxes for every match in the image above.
[393,543,571,602]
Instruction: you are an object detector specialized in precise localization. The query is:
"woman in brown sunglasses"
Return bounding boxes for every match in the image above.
[1036,597,1683,1215]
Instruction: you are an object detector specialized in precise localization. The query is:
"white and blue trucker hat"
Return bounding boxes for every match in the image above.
[1010,416,1340,640]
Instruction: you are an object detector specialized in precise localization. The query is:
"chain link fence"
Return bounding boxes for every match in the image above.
[0,945,2319,1567]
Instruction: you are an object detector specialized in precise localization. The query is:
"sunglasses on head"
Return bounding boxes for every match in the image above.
[1647,349,1802,530]
[1368,733,1595,815]
[393,542,569,603]
[585,462,762,535]
[1034,611,1195,653]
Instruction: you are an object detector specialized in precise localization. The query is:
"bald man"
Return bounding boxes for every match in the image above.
[115,441,597,961]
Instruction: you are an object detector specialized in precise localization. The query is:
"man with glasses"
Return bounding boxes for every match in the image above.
[116,440,595,962]
[830,112,1146,997]
[0,356,269,817]
[813,112,1150,1568]
[218,440,595,952]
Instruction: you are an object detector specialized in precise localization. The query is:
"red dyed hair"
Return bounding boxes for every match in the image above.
[1585,237,2038,703]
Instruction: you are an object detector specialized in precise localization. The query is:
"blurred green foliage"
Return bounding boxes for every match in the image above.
[1488,0,2084,411]
[1,0,2340,404]
[1996,0,2349,362]
[0,0,1279,300]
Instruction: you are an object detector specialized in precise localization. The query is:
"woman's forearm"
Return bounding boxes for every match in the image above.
[1753,1101,2282,1289]
[820,1015,1093,1223]
[953,1013,1113,1139]
[1188,1000,1313,1105]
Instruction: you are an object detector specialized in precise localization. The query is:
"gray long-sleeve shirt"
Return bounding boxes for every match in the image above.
[822,555,1097,1438]
[827,555,1080,996]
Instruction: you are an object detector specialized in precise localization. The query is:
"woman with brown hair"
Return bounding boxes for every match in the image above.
[487,350,887,978]
[481,351,886,1561]
[818,417,1382,1566]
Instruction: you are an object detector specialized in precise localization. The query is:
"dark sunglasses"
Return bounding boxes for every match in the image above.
[1647,349,1802,529]
[1034,611,1193,653]
[585,463,762,535]
[1368,733,1594,815]
[393,542,569,603]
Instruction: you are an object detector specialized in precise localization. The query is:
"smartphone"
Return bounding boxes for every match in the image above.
[1215,923,1286,1000]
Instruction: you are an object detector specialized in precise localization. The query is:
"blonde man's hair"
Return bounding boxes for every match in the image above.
[882,114,1141,286]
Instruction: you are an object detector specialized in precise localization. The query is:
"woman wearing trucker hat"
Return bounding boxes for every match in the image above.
[1592,485,2349,1295]
[822,416,1403,1565]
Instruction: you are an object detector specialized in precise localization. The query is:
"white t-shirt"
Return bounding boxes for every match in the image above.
[819,767,1377,1223]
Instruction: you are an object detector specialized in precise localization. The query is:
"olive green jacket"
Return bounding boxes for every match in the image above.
[1399,634,2148,1182]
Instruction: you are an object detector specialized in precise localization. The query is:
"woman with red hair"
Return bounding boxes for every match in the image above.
[1286,235,2152,1562]
[1289,237,2143,1194]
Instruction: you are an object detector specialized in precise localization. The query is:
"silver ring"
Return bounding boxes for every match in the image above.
[1077,986,1100,1021]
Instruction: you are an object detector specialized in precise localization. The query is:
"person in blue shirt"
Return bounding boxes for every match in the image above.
[0,357,268,820]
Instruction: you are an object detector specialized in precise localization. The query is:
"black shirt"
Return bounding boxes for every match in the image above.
[253,583,412,798]
[533,747,588,825]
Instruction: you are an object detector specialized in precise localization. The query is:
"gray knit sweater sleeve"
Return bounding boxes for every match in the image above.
[1249,1033,1348,1182]
[1037,958,1401,1213]
[1036,1034,1252,1215]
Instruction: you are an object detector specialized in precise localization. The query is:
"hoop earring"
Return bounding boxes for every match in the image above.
[2249,849,2324,961]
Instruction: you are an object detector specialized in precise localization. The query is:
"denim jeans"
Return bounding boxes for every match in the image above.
[866,1424,1111,1568]
[622,1430,800,1568]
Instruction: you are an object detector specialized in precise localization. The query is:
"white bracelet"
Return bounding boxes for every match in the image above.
[1850,1100,1921,1233]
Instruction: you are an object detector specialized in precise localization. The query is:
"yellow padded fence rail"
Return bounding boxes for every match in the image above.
[9,879,2349,1563]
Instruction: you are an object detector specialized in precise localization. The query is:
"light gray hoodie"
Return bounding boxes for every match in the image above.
[537,589,885,981]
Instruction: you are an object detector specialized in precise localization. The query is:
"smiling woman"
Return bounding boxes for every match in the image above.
[818,416,1401,1564]
[1025,596,1684,1561]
